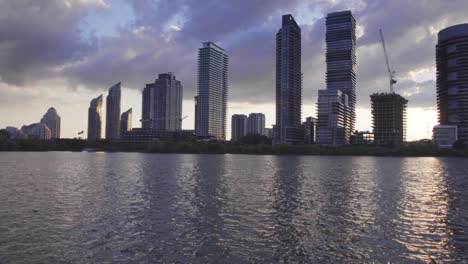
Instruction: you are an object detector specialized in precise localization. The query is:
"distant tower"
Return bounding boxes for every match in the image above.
[231,114,247,142]
[88,94,103,140]
[142,73,183,131]
[316,89,347,145]
[121,108,132,133]
[322,10,357,144]
[274,14,302,144]
[371,93,408,145]
[436,23,468,143]
[195,42,229,140]
[247,113,266,136]
[40,107,61,138]
[106,82,121,139]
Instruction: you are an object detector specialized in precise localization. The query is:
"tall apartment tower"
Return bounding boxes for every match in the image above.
[105,82,121,139]
[142,73,183,131]
[371,93,408,145]
[316,89,347,145]
[274,14,302,145]
[247,113,266,136]
[40,107,61,138]
[302,116,317,144]
[88,94,103,140]
[319,10,357,145]
[231,114,248,142]
[436,24,468,143]
[121,108,132,133]
[195,42,228,140]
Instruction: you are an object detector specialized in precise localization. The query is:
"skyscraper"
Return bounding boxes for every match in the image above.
[371,93,408,145]
[274,14,302,145]
[40,107,61,138]
[247,113,266,136]
[316,89,347,145]
[231,114,247,142]
[121,108,132,133]
[302,116,317,144]
[436,23,468,143]
[88,94,103,140]
[195,42,228,140]
[318,10,356,145]
[142,73,183,131]
[106,82,121,139]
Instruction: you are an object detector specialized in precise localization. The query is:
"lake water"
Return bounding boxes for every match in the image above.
[0,152,467,263]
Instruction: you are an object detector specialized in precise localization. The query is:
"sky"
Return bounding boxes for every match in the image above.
[1,0,467,140]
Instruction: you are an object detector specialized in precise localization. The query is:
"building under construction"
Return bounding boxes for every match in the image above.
[371,93,408,145]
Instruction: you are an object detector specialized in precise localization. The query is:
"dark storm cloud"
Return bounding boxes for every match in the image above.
[1,0,468,108]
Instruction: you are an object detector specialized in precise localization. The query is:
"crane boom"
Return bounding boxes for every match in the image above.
[379,29,397,93]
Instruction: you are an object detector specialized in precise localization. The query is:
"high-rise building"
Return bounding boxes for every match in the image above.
[21,123,51,140]
[88,94,103,140]
[433,125,458,148]
[247,113,266,136]
[40,107,61,138]
[436,23,468,143]
[142,73,183,131]
[121,108,132,133]
[106,82,121,139]
[231,114,247,142]
[321,10,357,144]
[371,93,408,145]
[316,89,347,145]
[274,14,302,145]
[302,117,317,144]
[195,42,228,140]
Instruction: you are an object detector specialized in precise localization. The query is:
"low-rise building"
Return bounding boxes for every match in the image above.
[433,125,458,148]
[120,129,195,142]
[350,131,374,145]
[21,123,51,140]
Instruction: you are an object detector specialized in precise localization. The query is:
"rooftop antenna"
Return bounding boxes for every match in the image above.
[379,29,397,93]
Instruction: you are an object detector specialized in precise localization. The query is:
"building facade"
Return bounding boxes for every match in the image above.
[320,10,357,145]
[302,117,317,144]
[21,123,51,140]
[274,14,302,144]
[88,94,103,140]
[142,73,183,131]
[371,93,408,145]
[316,89,347,145]
[106,82,121,139]
[121,108,132,133]
[40,107,61,139]
[433,125,458,148]
[195,42,228,140]
[120,129,195,142]
[231,114,247,142]
[247,113,266,136]
[436,23,468,143]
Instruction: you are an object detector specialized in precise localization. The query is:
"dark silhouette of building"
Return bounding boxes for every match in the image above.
[371,93,408,145]
[231,114,247,142]
[40,107,61,138]
[106,82,121,139]
[120,129,195,142]
[436,23,468,143]
[142,73,182,131]
[121,108,132,133]
[302,117,317,144]
[350,131,374,145]
[195,42,228,140]
[274,14,302,144]
[319,10,356,145]
[247,113,266,136]
[88,94,103,140]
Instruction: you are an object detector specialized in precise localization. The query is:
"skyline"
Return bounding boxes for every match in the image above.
[1,0,468,140]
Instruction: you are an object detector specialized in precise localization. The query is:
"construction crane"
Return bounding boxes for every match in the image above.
[379,29,397,93]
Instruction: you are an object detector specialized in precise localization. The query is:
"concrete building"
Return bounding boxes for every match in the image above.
[247,113,266,136]
[88,94,103,140]
[21,123,51,140]
[40,107,61,138]
[106,82,121,139]
[142,73,183,131]
[350,131,374,145]
[121,108,132,133]
[316,89,347,145]
[231,114,247,142]
[120,129,195,142]
[436,24,468,143]
[302,117,317,144]
[371,93,408,145]
[195,42,228,140]
[319,10,357,145]
[274,14,302,145]
[433,125,458,148]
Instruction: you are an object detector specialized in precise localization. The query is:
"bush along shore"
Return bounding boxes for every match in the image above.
[1,137,468,157]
